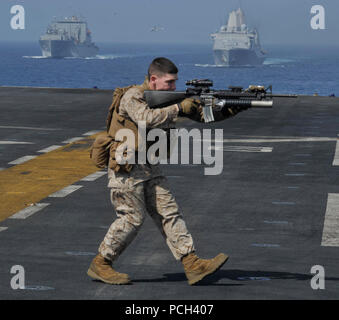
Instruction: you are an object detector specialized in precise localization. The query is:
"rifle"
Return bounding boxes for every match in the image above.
[144,79,298,123]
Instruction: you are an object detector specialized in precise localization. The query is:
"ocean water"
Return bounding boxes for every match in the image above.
[0,42,338,96]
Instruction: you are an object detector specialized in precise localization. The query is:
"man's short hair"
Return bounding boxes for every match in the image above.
[148,57,178,80]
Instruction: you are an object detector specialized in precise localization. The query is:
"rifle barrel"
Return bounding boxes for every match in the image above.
[220,99,273,108]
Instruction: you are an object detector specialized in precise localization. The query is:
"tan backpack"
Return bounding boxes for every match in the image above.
[90,85,135,169]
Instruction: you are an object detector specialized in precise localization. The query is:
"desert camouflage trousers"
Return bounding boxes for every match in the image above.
[99,173,195,262]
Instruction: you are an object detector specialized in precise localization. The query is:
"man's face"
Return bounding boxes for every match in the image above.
[149,73,178,91]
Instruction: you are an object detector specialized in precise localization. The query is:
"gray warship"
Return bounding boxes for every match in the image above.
[211,8,266,66]
[39,16,99,58]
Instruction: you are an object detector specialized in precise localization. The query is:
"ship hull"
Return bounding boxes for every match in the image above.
[39,40,99,58]
[213,48,265,66]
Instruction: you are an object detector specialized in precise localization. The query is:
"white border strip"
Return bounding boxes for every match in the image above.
[0,227,8,232]
[0,126,60,131]
[8,155,37,165]
[200,137,337,143]
[9,203,50,220]
[333,139,339,166]
[0,141,34,145]
[321,193,339,247]
[80,171,107,181]
[48,185,83,198]
[82,130,102,136]
[62,137,84,144]
[38,145,62,153]
[210,146,273,153]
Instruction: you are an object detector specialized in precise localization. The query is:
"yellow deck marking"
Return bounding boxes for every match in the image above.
[0,133,103,222]
[6,192,26,194]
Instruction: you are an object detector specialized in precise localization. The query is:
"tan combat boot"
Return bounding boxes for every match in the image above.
[182,252,229,285]
[87,254,131,285]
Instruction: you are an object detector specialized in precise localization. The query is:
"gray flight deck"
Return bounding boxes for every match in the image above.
[0,87,339,300]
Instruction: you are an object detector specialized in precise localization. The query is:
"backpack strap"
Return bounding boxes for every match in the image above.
[106,85,136,132]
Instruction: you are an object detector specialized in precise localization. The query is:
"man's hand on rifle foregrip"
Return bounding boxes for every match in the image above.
[178,98,202,118]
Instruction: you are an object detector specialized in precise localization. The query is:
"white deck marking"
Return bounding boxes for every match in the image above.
[8,155,37,165]
[82,130,101,136]
[333,138,339,166]
[210,146,273,153]
[9,203,50,219]
[321,193,339,247]
[263,220,289,225]
[0,125,60,131]
[80,171,107,181]
[37,145,62,153]
[22,285,55,291]
[251,243,280,248]
[48,185,83,198]
[0,227,8,232]
[65,251,96,256]
[272,202,295,205]
[0,141,34,145]
[62,137,84,144]
[200,137,337,143]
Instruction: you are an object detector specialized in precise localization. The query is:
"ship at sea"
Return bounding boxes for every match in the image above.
[39,16,99,58]
[211,8,266,66]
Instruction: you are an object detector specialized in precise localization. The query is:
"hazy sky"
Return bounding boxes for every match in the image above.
[0,0,338,46]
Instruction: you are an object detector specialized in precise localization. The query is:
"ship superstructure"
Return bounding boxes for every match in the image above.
[211,8,265,66]
[39,16,99,58]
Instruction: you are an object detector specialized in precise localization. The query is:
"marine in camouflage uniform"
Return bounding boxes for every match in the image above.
[87,57,248,285]
[99,82,195,262]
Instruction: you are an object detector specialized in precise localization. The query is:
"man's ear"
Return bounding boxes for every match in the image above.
[149,75,158,89]
[150,75,157,83]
